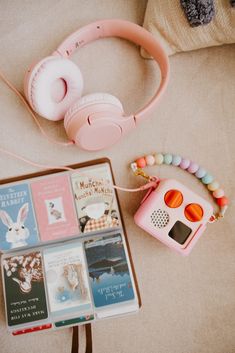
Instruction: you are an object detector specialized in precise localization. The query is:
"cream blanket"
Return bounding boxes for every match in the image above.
[142,0,235,56]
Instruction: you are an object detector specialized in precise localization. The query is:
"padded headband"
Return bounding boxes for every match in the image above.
[53,19,170,123]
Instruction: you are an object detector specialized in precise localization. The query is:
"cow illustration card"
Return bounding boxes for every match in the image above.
[43,241,92,316]
[2,251,48,326]
[84,233,135,308]
[0,182,39,251]
[30,174,79,241]
[71,163,120,233]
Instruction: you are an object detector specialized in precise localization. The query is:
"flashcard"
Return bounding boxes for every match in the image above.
[30,174,79,241]
[71,163,120,233]
[84,233,135,307]
[0,183,39,250]
[43,242,92,315]
[3,251,48,326]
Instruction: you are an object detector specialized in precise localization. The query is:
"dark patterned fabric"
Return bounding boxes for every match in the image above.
[180,0,215,27]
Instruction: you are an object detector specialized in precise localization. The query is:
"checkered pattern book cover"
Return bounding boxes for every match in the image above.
[71,163,120,233]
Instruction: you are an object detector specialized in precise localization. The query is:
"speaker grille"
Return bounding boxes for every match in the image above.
[150,209,170,228]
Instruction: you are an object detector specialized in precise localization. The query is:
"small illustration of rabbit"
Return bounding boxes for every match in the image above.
[0,203,30,249]
[49,202,62,220]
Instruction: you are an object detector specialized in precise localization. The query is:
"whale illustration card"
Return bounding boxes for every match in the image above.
[71,163,120,233]
[31,174,79,242]
[2,251,48,326]
[0,182,39,251]
[84,233,135,308]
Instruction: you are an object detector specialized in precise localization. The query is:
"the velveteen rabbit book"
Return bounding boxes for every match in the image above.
[0,182,39,251]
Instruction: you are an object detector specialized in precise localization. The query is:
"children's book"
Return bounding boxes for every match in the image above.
[84,233,135,308]
[71,163,120,233]
[43,242,92,317]
[2,251,48,326]
[0,183,39,250]
[30,174,79,241]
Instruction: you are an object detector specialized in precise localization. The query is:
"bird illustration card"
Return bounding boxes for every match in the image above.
[30,174,79,242]
[2,251,48,326]
[43,241,92,316]
[71,163,120,233]
[84,233,135,308]
[0,182,39,251]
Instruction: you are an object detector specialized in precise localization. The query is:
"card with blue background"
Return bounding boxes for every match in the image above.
[43,241,92,317]
[0,182,39,250]
[84,233,135,308]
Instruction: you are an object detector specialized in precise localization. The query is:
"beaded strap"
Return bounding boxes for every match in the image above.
[131,153,229,220]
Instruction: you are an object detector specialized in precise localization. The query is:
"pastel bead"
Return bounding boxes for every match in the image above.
[213,188,225,198]
[164,154,173,165]
[145,155,155,166]
[180,158,190,169]
[207,181,220,191]
[187,162,199,174]
[172,155,182,166]
[216,196,229,207]
[195,167,207,179]
[136,157,146,168]
[155,153,164,165]
[201,174,214,185]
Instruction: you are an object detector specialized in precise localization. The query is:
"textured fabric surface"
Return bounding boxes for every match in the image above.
[0,1,235,353]
[142,0,235,56]
[180,0,215,27]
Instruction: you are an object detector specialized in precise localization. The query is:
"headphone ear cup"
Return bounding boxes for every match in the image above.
[24,56,83,121]
[64,93,125,151]
[64,93,124,128]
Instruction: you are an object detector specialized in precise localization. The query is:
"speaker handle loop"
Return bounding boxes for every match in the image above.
[131,154,229,221]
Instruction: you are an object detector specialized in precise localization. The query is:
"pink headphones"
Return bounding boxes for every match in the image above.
[24,19,170,151]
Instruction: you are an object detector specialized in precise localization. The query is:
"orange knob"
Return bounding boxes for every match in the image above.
[184,203,203,222]
[164,190,183,208]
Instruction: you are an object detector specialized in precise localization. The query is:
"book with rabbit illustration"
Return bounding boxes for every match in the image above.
[2,251,48,326]
[43,241,92,317]
[30,174,79,241]
[0,183,39,251]
[84,233,135,308]
[71,163,120,233]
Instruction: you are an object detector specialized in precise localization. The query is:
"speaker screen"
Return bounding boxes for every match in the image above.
[168,221,192,245]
